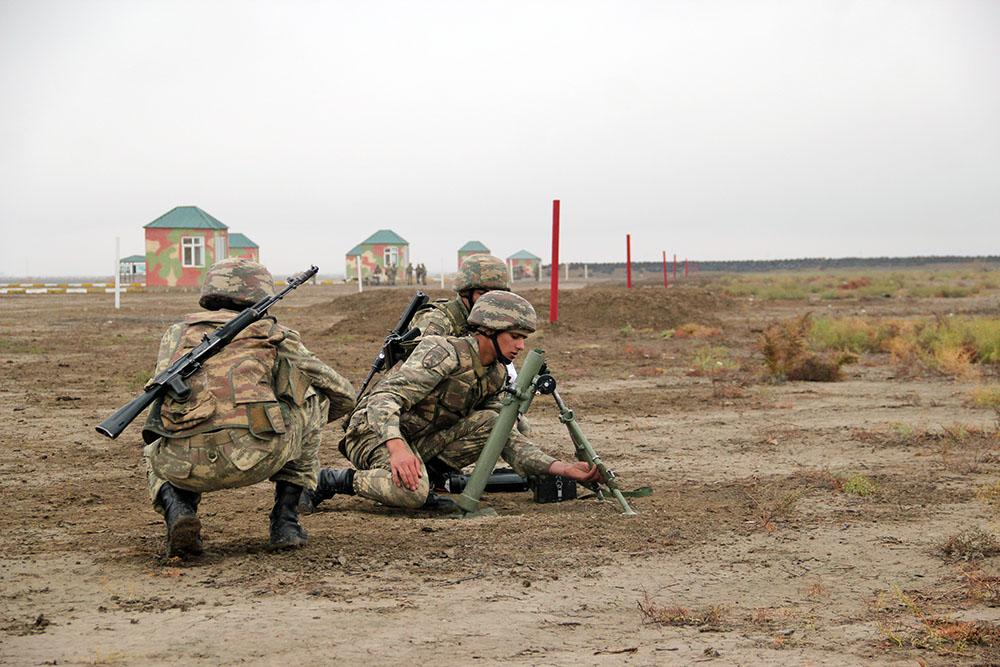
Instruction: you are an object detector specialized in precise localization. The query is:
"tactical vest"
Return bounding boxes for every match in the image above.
[399,297,469,361]
[398,337,506,441]
[142,312,287,441]
[419,298,469,335]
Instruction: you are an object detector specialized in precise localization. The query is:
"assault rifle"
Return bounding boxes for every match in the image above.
[355,291,429,400]
[456,348,641,517]
[95,265,319,442]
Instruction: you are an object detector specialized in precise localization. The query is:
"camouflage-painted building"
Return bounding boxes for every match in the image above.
[507,249,541,281]
[345,229,409,282]
[228,233,259,261]
[457,240,490,269]
[119,254,147,284]
[144,206,229,288]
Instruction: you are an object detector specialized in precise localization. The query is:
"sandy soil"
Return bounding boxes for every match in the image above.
[2,279,999,665]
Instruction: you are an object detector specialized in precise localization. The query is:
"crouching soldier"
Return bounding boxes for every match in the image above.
[142,258,354,557]
[300,291,601,512]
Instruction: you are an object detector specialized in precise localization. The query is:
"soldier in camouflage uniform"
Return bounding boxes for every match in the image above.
[301,291,602,512]
[410,253,509,337]
[142,258,355,557]
[408,253,531,436]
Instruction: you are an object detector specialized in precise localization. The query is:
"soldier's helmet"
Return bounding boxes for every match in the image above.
[467,291,537,336]
[199,257,275,311]
[453,254,511,293]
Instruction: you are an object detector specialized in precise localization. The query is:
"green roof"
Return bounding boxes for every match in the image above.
[508,249,540,260]
[358,229,408,246]
[459,240,490,252]
[228,233,258,249]
[144,206,227,230]
[120,254,146,264]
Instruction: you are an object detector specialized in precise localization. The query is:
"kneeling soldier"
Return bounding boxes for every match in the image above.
[142,258,354,556]
[301,291,601,512]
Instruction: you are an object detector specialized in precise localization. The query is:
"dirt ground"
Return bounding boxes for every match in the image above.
[3,277,1000,665]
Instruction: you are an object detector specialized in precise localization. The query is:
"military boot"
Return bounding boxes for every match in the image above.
[297,467,355,514]
[158,483,203,558]
[269,481,309,550]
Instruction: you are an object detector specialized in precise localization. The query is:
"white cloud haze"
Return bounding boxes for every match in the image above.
[1,0,998,276]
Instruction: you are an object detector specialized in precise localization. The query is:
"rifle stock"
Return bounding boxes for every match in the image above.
[355,291,429,400]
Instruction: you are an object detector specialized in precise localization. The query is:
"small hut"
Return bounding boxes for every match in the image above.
[118,255,146,285]
[228,233,260,261]
[144,206,229,287]
[345,229,409,283]
[507,250,542,281]
[458,240,490,269]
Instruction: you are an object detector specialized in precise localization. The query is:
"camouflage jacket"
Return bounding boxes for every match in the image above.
[410,296,469,337]
[348,334,554,476]
[145,311,355,439]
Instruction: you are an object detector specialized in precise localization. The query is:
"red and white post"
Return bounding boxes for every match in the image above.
[550,199,560,323]
[662,250,668,288]
[626,234,632,288]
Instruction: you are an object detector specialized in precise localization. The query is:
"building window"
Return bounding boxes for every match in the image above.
[384,247,398,266]
[181,236,205,268]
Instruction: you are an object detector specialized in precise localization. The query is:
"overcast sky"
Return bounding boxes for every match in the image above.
[1,0,998,277]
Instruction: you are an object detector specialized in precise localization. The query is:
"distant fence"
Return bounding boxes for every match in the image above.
[0,282,146,295]
[0,279,346,296]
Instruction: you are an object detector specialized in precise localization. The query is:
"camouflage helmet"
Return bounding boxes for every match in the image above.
[453,254,510,293]
[467,291,537,336]
[199,257,275,310]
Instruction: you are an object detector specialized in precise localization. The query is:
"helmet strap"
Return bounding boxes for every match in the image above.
[490,333,512,365]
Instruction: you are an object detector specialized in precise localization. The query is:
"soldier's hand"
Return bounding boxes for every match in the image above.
[549,460,604,484]
[387,438,423,491]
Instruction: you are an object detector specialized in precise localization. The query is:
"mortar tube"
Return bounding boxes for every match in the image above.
[457,349,546,514]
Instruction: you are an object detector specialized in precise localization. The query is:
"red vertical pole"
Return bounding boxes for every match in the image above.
[626,234,632,288]
[685,258,688,278]
[550,200,560,323]
[662,250,668,288]
[673,253,677,279]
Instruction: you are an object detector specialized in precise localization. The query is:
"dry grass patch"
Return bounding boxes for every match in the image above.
[810,314,1000,378]
[638,592,726,629]
[741,482,803,533]
[673,322,723,339]
[688,345,739,376]
[938,422,1000,474]
[842,474,877,497]
[960,567,1000,605]
[760,314,855,382]
[876,586,1000,657]
[712,381,746,400]
[938,528,1000,563]
[970,386,1000,410]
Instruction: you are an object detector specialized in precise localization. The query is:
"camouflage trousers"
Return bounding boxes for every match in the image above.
[144,395,328,512]
[344,409,505,509]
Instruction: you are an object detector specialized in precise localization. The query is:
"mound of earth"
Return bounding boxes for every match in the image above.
[518,285,732,331]
[311,284,731,338]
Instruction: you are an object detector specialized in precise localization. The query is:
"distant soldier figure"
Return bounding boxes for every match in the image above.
[142,258,355,556]
[300,292,602,512]
[417,263,427,285]
[372,263,383,286]
[405,262,414,285]
[387,263,398,286]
